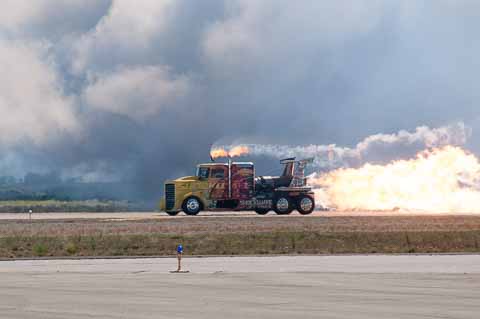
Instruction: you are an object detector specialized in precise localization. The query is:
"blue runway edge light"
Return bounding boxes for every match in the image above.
[177,245,183,254]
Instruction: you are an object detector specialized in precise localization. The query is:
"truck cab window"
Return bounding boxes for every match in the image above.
[197,167,210,179]
[211,168,225,179]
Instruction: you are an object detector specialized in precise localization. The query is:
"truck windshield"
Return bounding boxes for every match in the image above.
[197,167,210,179]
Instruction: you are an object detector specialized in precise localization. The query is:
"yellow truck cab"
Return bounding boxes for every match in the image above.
[160,163,230,216]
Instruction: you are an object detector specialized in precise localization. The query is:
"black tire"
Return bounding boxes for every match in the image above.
[255,208,270,215]
[166,211,179,216]
[273,196,293,215]
[182,197,202,216]
[296,195,315,215]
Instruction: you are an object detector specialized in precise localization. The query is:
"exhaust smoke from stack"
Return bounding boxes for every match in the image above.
[213,122,470,170]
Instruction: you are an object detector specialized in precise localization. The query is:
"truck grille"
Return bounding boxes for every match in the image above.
[165,184,175,210]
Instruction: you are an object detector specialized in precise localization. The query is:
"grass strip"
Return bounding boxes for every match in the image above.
[1,230,480,258]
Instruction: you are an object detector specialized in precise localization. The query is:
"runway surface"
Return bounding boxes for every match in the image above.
[1,255,479,318]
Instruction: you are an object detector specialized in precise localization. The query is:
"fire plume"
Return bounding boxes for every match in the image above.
[210,145,250,159]
[311,146,480,213]
[210,148,229,159]
[228,145,250,158]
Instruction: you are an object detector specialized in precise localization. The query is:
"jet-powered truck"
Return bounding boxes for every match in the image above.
[159,157,316,216]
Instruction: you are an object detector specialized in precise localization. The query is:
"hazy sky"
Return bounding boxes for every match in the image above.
[1,0,479,199]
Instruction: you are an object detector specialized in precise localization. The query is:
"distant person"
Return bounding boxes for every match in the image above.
[176,244,183,272]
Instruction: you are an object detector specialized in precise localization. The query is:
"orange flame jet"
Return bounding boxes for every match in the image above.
[311,146,480,213]
[210,145,250,159]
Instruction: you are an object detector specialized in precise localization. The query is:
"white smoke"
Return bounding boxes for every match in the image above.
[0,40,79,147]
[0,0,110,39]
[71,0,176,75]
[216,122,470,170]
[84,65,191,121]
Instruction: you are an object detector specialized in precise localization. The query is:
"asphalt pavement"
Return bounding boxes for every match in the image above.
[1,255,479,318]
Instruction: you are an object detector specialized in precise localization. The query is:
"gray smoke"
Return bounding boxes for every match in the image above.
[1,1,480,202]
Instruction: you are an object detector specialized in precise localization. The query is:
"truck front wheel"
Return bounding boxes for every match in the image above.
[182,197,202,216]
[296,195,315,215]
[274,196,293,215]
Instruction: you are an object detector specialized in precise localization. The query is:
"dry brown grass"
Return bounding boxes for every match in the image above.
[1,215,480,258]
[1,231,480,258]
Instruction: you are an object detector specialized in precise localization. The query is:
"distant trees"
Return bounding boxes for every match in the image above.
[0,171,147,203]
[0,176,18,185]
[24,172,61,186]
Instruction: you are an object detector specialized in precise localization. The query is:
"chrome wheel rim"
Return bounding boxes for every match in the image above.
[186,198,199,211]
[276,198,289,212]
[300,197,313,212]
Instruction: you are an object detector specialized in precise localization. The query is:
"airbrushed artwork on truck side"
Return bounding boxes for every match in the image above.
[207,163,254,200]
[231,164,255,199]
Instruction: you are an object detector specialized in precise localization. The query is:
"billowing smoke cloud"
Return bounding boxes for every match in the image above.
[71,0,175,75]
[0,40,79,147]
[0,0,111,38]
[84,65,191,121]
[1,1,480,203]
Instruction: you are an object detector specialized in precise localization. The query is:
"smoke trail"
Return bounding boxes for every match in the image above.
[213,122,470,171]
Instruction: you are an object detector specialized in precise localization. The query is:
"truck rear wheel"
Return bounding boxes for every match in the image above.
[255,208,270,215]
[296,195,315,215]
[166,211,179,216]
[182,197,202,216]
[274,196,293,215]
